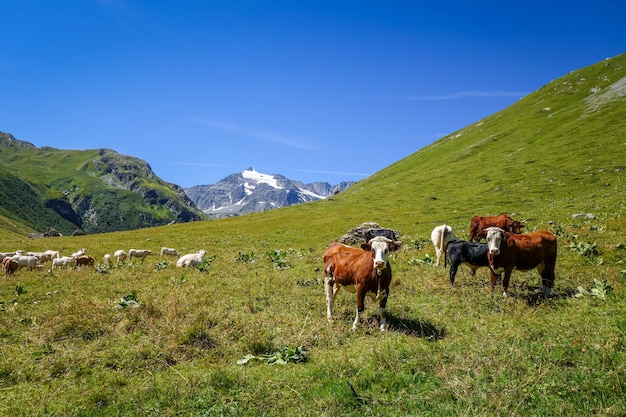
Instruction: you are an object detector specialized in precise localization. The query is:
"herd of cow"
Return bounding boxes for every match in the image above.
[324,214,558,331]
[1,246,208,275]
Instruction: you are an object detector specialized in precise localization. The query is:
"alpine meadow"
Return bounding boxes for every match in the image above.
[1,54,625,416]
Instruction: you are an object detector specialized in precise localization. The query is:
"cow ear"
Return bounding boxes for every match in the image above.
[361,243,372,251]
[390,241,402,251]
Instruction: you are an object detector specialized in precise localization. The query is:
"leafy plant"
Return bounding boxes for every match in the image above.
[568,240,599,258]
[575,279,613,300]
[153,261,169,271]
[235,251,256,264]
[117,291,141,309]
[408,253,435,265]
[266,249,291,269]
[14,285,26,297]
[237,346,308,365]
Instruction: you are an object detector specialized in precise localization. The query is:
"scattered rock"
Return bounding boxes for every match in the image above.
[572,213,597,219]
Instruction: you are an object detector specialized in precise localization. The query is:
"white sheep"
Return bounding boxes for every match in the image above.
[52,256,76,270]
[128,249,153,261]
[160,247,180,257]
[176,250,207,268]
[114,250,127,264]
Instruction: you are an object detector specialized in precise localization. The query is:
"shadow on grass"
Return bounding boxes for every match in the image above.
[521,287,578,306]
[337,312,445,340]
[386,313,446,340]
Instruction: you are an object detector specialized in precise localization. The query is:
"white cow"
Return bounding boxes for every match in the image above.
[160,247,180,257]
[176,250,206,268]
[431,224,459,267]
[114,250,127,264]
[52,256,76,270]
[128,249,153,261]
[103,254,112,265]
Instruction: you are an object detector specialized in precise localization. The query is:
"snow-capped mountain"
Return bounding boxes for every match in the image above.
[185,168,354,217]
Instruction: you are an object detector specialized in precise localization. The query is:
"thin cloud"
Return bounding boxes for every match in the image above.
[404,90,528,101]
[191,118,318,151]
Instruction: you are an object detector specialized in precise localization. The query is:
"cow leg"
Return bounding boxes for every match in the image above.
[449,262,459,286]
[353,290,366,330]
[538,262,554,296]
[378,291,389,331]
[502,271,512,297]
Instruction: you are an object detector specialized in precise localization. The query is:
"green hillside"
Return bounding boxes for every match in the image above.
[0,136,206,235]
[0,54,624,416]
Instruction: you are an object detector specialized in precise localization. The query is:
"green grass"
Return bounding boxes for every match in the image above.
[0,54,625,416]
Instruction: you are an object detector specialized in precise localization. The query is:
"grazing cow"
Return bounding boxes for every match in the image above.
[364,228,399,243]
[3,258,19,275]
[75,255,95,267]
[52,256,76,270]
[431,224,459,267]
[160,247,180,257]
[469,214,523,242]
[444,240,489,286]
[10,254,41,271]
[128,249,153,261]
[176,250,207,268]
[485,227,557,296]
[103,254,111,265]
[114,250,127,264]
[324,236,401,331]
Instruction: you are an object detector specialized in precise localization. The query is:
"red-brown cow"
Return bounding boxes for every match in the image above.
[485,227,557,296]
[469,214,523,242]
[324,236,401,331]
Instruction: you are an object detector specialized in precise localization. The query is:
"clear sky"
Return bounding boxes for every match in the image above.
[2,1,625,188]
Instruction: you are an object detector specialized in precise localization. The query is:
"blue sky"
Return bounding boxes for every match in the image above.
[2,1,625,188]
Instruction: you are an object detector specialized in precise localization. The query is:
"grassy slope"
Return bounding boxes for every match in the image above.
[0,55,625,416]
[0,145,204,235]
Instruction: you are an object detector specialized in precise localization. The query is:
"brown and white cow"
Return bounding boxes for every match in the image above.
[485,227,557,296]
[323,236,401,331]
[469,214,523,242]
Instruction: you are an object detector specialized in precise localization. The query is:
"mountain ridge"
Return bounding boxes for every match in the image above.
[185,167,354,217]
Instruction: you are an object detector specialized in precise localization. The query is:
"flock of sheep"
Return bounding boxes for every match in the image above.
[1,246,207,275]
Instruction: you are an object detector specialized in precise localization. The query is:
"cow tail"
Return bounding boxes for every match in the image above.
[443,239,456,268]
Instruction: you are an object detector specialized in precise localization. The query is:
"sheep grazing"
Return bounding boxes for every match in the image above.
[10,254,41,271]
[75,255,95,267]
[114,250,127,264]
[176,250,207,268]
[160,247,180,257]
[3,258,19,275]
[103,254,111,265]
[72,248,87,258]
[128,249,153,261]
[52,256,76,270]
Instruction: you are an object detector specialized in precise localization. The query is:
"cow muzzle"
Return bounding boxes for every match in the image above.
[489,248,500,256]
[375,261,386,270]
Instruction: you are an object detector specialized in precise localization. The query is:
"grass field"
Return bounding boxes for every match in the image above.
[0,54,625,416]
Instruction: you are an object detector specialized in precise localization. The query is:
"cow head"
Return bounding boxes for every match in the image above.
[485,227,505,255]
[509,219,524,234]
[361,236,401,271]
